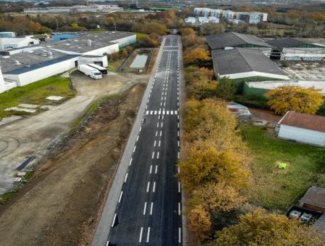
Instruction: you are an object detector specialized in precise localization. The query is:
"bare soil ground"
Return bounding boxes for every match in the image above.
[0,84,146,246]
[248,107,282,124]
[0,72,148,194]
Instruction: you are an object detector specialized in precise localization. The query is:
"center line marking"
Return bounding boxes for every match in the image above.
[154,140,156,147]
[139,227,144,243]
[150,202,154,215]
[146,227,151,243]
[153,182,156,192]
[143,202,147,215]
[147,182,150,192]
[149,165,153,174]
[160,131,162,137]
[157,152,160,159]
[155,165,158,174]
[152,152,155,159]
[178,228,182,243]
[158,140,161,147]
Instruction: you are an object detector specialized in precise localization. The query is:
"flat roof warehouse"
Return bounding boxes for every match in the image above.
[0,31,137,93]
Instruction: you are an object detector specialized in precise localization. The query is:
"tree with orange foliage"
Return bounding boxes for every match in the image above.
[208,209,324,246]
[188,205,212,240]
[183,47,211,65]
[266,86,324,115]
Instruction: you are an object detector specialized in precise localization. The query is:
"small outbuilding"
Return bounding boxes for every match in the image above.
[277,111,325,147]
[299,186,325,213]
[227,102,252,123]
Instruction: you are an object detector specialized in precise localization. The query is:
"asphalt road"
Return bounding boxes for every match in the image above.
[100,35,183,246]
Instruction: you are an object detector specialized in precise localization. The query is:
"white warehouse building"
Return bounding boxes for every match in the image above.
[0,31,136,93]
[277,111,325,147]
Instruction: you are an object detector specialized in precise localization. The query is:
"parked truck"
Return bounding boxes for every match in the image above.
[78,64,102,80]
[88,63,107,75]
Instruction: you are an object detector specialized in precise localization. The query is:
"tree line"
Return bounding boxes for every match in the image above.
[179,27,324,245]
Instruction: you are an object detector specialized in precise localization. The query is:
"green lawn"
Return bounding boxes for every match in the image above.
[0,76,75,119]
[241,125,325,212]
[107,59,125,72]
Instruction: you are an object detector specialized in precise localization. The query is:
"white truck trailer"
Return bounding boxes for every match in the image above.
[78,64,102,80]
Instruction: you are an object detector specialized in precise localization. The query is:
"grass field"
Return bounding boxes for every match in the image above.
[241,125,325,212]
[0,76,75,119]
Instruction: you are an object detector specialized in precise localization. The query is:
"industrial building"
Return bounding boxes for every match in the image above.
[0,31,136,93]
[211,48,289,91]
[206,32,272,56]
[267,38,325,61]
[24,4,122,14]
[277,111,325,147]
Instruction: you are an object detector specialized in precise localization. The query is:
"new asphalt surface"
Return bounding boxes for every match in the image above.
[92,35,183,246]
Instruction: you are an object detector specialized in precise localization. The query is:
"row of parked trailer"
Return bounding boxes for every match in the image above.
[78,64,108,80]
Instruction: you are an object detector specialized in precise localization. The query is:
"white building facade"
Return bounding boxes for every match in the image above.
[277,111,325,147]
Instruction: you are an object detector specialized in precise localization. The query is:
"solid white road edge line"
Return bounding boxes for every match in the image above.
[118,191,123,203]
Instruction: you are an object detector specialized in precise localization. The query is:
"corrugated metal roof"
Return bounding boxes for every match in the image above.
[7,55,79,75]
[279,111,325,133]
[267,38,309,50]
[206,32,271,50]
[212,48,287,76]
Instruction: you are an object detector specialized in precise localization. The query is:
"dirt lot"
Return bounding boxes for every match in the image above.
[0,72,148,195]
[249,107,282,124]
[0,83,146,246]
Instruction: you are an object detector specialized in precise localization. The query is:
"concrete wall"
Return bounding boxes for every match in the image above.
[278,124,325,147]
